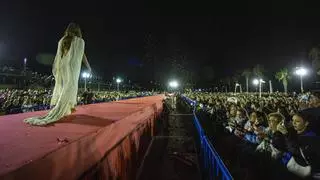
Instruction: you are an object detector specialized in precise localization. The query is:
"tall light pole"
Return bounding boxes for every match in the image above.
[82,72,91,91]
[23,58,27,76]
[259,79,265,98]
[253,79,259,93]
[116,78,122,91]
[22,58,27,87]
[295,67,307,93]
[168,80,179,109]
[269,80,273,94]
[253,78,265,98]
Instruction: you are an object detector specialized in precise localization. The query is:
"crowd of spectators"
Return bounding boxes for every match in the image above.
[0,88,155,115]
[27,72,54,87]
[184,92,320,179]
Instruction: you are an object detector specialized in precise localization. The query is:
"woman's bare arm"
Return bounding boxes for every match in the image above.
[82,53,91,72]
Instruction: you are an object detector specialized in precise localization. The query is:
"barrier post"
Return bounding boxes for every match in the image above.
[181,95,233,180]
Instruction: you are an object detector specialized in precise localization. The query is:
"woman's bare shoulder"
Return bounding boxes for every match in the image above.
[74,36,85,43]
[58,36,66,45]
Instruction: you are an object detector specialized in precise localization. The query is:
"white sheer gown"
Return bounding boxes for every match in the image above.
[24,36,85,125]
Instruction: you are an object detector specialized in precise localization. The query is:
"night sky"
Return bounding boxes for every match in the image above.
[1,0,320,88]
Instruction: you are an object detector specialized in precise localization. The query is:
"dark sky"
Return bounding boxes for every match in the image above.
[1,0,320,87]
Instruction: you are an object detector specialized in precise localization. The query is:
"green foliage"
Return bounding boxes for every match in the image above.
[275,68,290,82]
[309,47,320,75]
[275,68,290,93]
[252,64,265,78]
[241,69,251,78]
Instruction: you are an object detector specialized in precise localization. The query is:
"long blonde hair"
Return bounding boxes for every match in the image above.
[60,23,82,58]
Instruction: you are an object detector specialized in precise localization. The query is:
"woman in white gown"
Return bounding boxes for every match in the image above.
[25,23,91,126]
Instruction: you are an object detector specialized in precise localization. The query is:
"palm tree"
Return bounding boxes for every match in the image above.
[275,68,290,93]
[252,64,264,78]
[309,47,320,75]
[241,69,251,93]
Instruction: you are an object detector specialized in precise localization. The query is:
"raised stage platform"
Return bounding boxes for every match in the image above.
[0,95,165,180]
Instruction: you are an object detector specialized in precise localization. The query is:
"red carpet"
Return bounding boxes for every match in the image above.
[0,95,164,180]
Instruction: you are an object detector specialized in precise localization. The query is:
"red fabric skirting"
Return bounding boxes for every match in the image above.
[0,95,164,180]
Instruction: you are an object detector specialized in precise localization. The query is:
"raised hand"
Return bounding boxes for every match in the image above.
[277,123,288,135]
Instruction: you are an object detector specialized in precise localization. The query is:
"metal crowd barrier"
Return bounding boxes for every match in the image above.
[182,96,233,180]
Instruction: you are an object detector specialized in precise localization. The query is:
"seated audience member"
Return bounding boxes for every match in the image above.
[234,108,247,128]
[256,112,284,152]
[83,88,94,104]
[243,111,267,144]
[244,111,257,132]
[272,111,320,179]
[226,108,247,133]
[21,96,33,112]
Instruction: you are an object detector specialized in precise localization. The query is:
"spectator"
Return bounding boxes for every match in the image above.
[184,91,320,179]
[0,88,155,116]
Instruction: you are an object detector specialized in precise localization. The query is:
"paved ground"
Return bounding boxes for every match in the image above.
[137,97,201,180]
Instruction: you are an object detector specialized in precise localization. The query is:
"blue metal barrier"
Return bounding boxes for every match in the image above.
[182,96,233,180]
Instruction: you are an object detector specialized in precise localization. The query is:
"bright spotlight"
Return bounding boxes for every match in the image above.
[253,79,259,85]
[295,67,307,76]
[295,67,307,93]
[116,78,122,83]
[169,80,179,88]
[82,72,91,78]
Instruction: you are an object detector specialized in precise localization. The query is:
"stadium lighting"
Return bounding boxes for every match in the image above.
[253,78,265,98]
[116,78,122,84]
[253,79,259,86]
[169,80,179,89]
[82,72,91,91]
[82,72,91,79]
[295,67,307,76]
[23,58,27,76]
[116,78,122,91]
[295,67,307,93]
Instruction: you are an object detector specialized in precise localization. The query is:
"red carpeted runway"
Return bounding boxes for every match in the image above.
[0,95,164,180]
